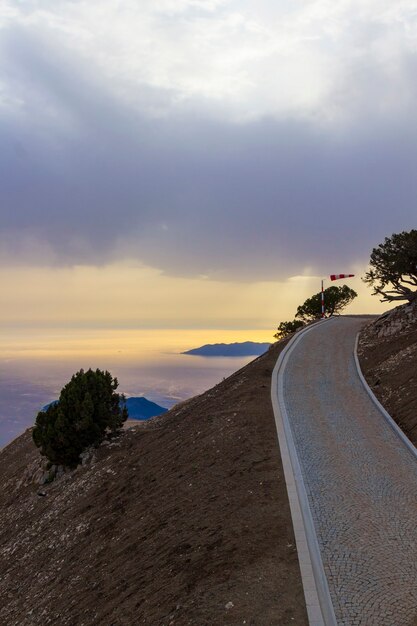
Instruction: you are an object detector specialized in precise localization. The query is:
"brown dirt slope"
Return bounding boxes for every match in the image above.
[0,341,308,626]
[358,300,417,446]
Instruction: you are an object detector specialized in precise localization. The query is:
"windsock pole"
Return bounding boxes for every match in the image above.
[324,274,355,319]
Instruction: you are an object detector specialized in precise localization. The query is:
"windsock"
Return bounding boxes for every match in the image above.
[330,274,355,281]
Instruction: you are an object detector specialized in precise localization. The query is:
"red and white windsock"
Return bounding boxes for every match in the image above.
[330,274,355,281]
[322,273,355,317]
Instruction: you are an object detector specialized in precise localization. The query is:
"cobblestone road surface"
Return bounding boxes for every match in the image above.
[282,317,417,626]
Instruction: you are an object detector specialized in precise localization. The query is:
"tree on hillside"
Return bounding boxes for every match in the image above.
[274,319,305,340]
[33,368,127,468]
[363,230,417,303]
[295,285,357,322]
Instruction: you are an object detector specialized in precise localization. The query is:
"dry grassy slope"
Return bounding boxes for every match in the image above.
[0,340,308,626]
[358,301,417,446]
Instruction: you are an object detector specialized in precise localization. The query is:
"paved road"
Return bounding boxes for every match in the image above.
[282,317,417,626]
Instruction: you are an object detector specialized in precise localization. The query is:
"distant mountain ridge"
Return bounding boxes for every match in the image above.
[183,341,271,357]
[124,397,168,421]
[42,397,167,421]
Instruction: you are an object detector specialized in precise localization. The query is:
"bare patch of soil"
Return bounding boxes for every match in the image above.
[0,341,308,625]
[358,301,417,446]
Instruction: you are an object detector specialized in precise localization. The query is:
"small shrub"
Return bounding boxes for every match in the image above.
[33,368,127,468]
[274,319,305,340]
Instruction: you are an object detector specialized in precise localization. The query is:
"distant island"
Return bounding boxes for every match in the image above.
[182,341,271,357]
[42,397,167,421]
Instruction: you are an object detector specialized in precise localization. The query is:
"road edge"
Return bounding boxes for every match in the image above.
[354,332,417,461]
[271,320,337,626]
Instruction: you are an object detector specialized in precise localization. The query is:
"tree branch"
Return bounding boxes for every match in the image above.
[400,277,417,287]
[380,293,410,302]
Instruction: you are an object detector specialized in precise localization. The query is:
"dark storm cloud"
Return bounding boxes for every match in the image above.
[0,25,416,280]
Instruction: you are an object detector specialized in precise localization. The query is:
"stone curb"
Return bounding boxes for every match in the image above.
[271,319,337,626]
[354,332,417,461]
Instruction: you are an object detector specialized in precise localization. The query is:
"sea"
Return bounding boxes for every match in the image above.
[0,327,271,448]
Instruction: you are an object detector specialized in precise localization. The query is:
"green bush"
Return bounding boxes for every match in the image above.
[274,319,305,340]
[33,368,127,467]
[296,285,357,321]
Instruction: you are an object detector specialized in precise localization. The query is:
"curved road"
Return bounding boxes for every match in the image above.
[279,317,417,625]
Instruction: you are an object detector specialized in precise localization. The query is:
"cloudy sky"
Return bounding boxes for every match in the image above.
[1,0,415,331]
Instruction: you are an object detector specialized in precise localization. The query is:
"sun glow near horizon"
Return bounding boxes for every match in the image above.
[0,326,275,361]
[0,260,390,364]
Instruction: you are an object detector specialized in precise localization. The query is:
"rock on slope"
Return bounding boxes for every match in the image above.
[358,300,417,446]
[0,341,308,626]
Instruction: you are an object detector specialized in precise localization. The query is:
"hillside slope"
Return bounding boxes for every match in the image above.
[0,341,308,626]
[358,300,417,446]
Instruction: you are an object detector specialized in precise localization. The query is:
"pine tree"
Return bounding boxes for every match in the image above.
[33,368,127,467]
[363,230,417,302]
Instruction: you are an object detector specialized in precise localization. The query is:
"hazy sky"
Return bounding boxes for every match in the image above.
[1,0,415,330]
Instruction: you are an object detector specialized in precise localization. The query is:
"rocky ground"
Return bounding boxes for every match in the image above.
[0,340,308,626]
[358,300,417,446]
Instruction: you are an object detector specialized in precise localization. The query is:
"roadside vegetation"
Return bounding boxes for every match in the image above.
[274,285,357,340]
[363,229,417,303]
[275,228,417,340]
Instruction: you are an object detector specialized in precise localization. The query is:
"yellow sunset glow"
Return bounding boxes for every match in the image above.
[2,262,389,341]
